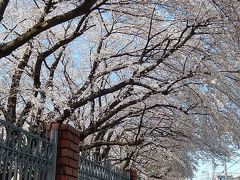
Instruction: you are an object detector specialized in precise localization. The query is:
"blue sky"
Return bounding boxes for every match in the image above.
[192,158,240,180]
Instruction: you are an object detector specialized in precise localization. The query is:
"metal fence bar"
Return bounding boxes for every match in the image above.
[78,154,130,180]
[0,119,56,180]
[49,128,58,180]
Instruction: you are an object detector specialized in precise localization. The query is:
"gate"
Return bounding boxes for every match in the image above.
[78,152,130,180]
[0,118,56,180]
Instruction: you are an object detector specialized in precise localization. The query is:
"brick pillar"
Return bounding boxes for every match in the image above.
[47,123,80,180]
[130,169,137,180]
[128,168,138,180]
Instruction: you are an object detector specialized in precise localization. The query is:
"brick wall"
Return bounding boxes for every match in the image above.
[129,168,138,180]
[47,123,80,180]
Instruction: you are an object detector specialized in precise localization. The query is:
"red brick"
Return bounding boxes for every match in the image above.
[61,149,74,158]
[74,135,80,144]
[60,124,70,130]
[73,152,79,161]
[69,142,79,152]
[61,131,75,142]
[68,159,78,168]
[72,169,78,177]
[69,126,75,133]
[46,123,80,180]
[75,129,81,137]
[57,149,61,156]
[73,129,77,136]
[57,157,69,166]
[56,175,67,180]
[56,175,76,180]
[68,176,76,180]
[129,169,138,180]
[58,166,72,176]
[59,140,70,148]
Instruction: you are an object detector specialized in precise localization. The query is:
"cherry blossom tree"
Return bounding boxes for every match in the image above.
[0,0,240,179]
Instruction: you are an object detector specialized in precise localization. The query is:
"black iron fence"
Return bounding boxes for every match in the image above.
[0,119,56,180]
[78,152,130,180]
